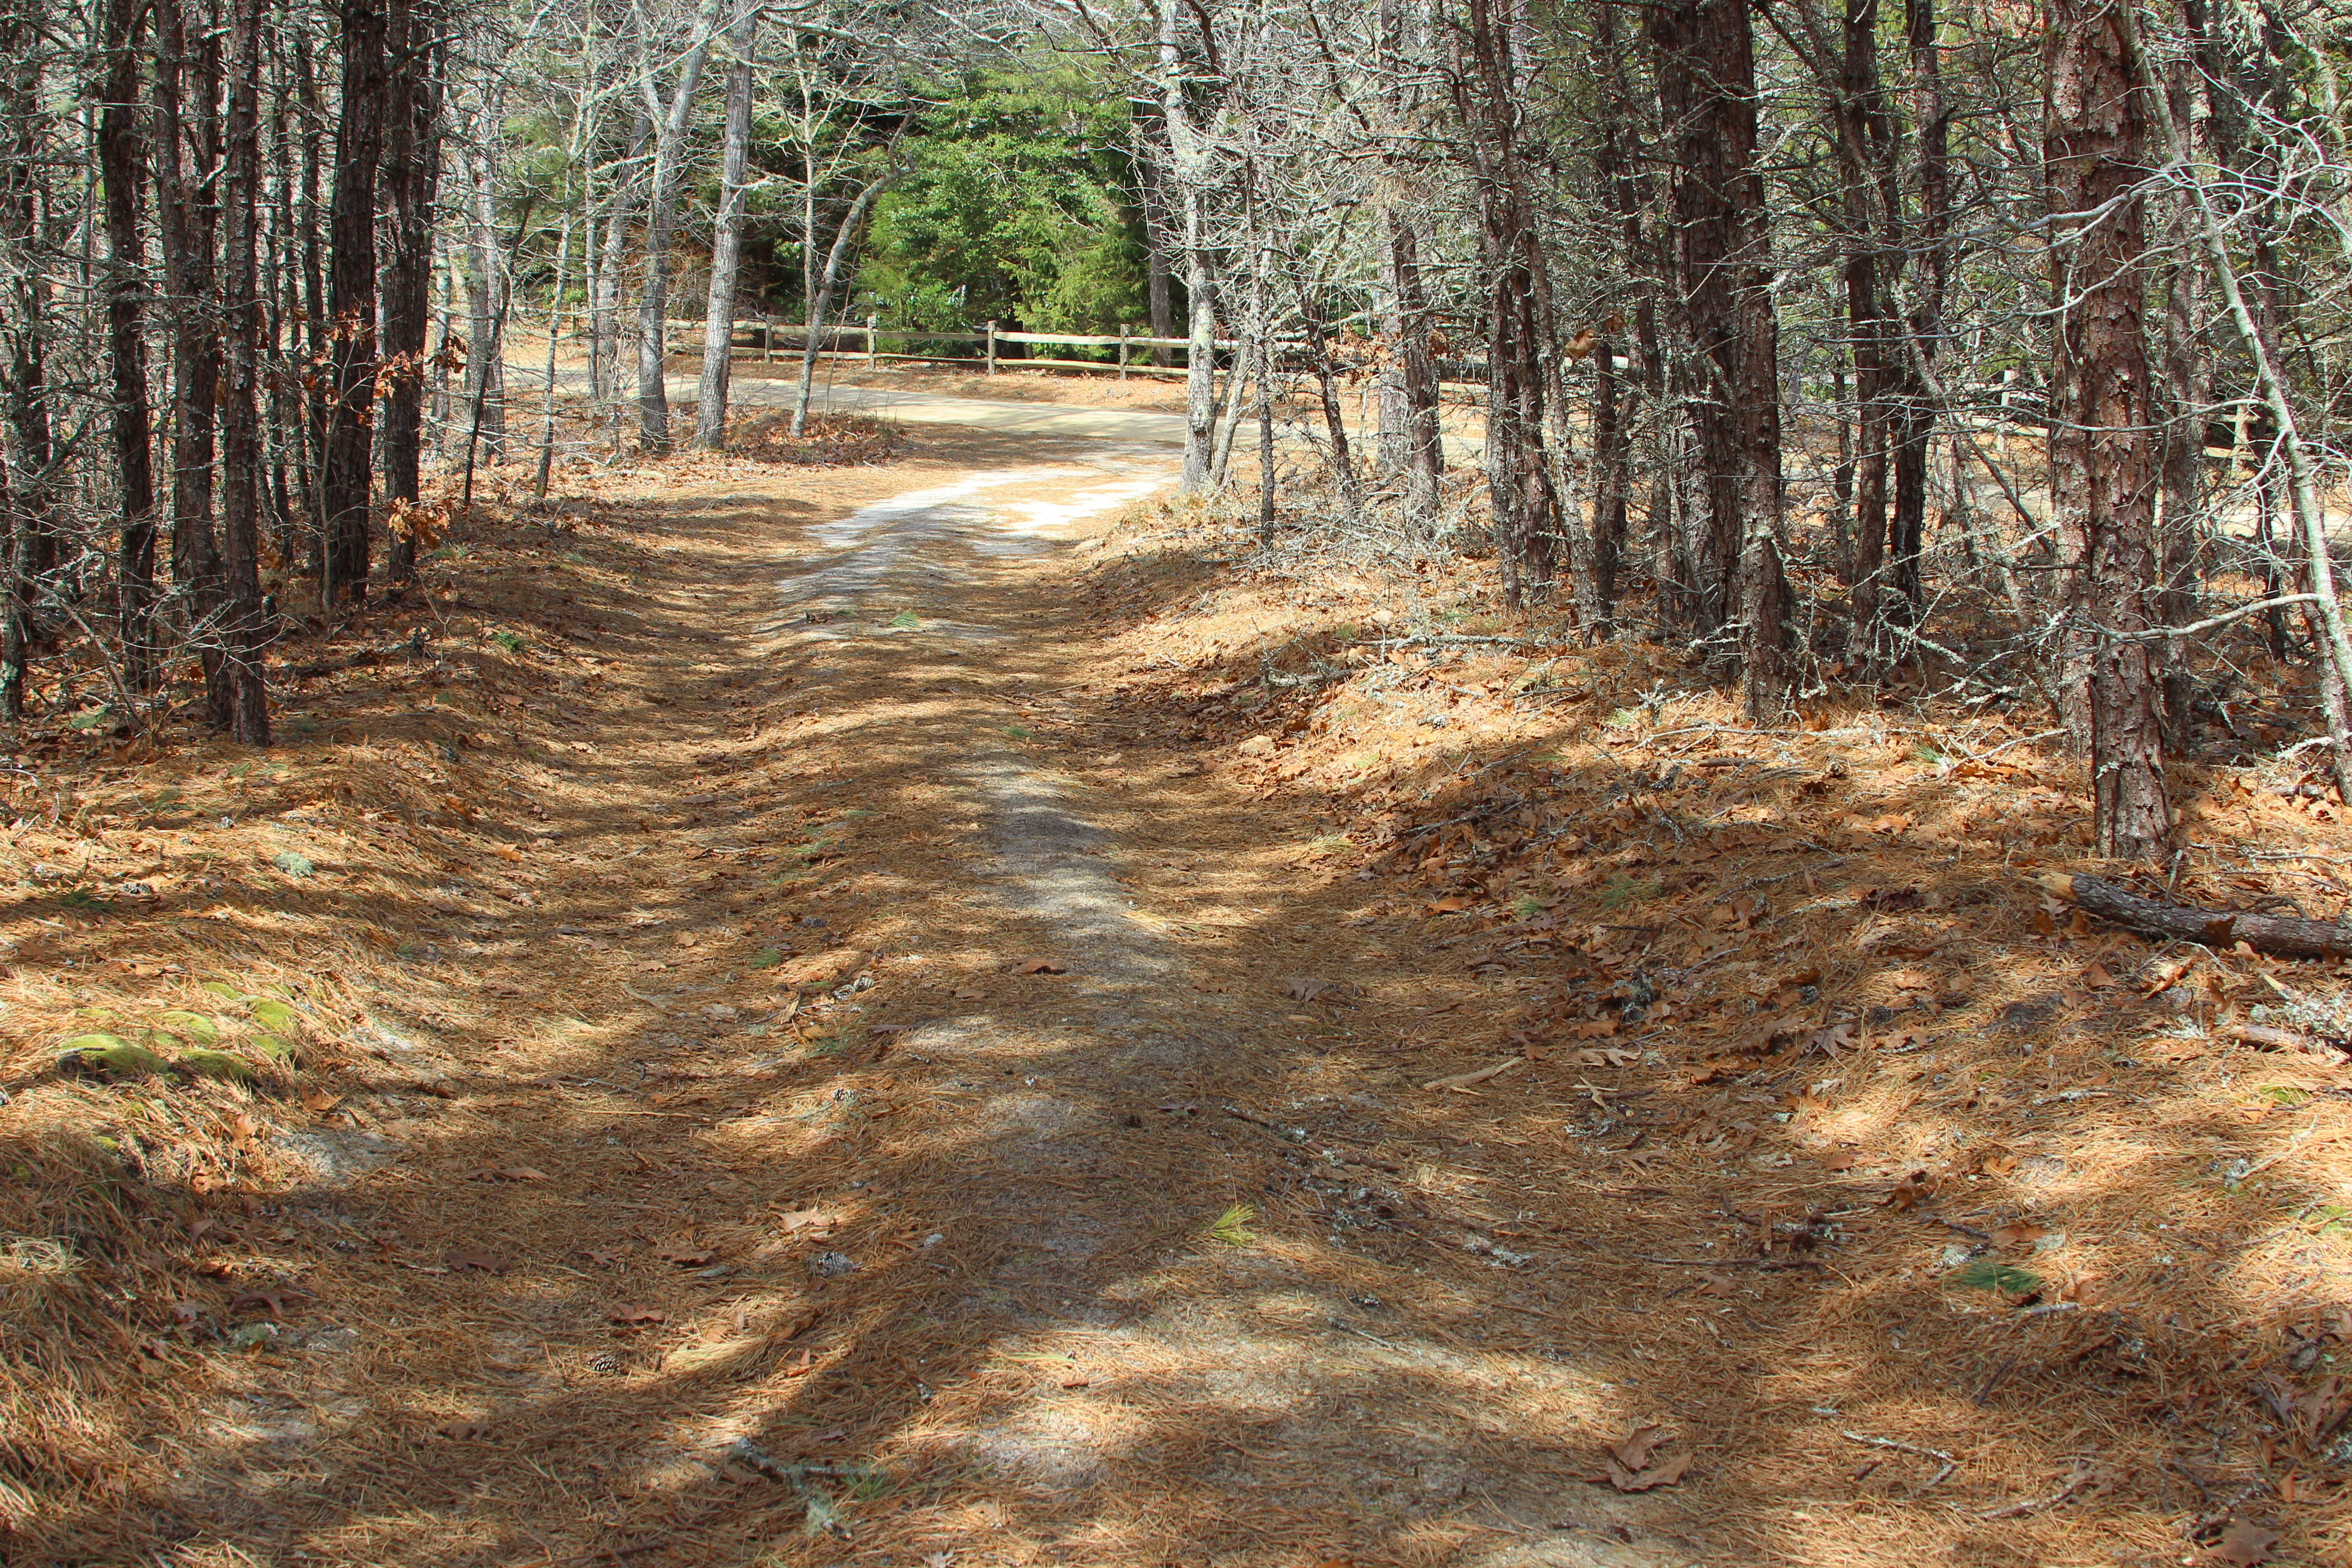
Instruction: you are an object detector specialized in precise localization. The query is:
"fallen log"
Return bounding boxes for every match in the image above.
[2039,872,2352,959]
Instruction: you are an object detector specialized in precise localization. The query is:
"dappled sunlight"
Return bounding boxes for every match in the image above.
[8,422,2352,1566]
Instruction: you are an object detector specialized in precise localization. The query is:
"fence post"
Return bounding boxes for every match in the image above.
[867,314,878,367]
[1119,324,1129,382]
[985,320,997,376]
[763,317,772,364]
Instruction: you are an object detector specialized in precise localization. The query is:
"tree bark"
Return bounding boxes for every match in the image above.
[155,0,228,718]
[323,0,389,604]
[2041,874,2350,959]
[381,0,444,585]
[2045,0,2167,857]
[695,0,760,450]
[461,104,507,464]
[1136,100,1175,368]
[1888,0,1949,625]
[1455,0,1558,608]
[788,164,896,437]
[99,0,160,691]
[0,5,51,722]
[1373,0,1441,527]
[1158,0,1220,492]
[1647,0,1787,715]
[1833,0,1893,650]
[634,0,723,454]
[1586,0,1645,627]
[218,0,270,741]
[592,99,651,407]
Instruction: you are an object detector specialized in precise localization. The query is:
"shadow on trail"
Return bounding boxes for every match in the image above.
[15,436,2339,1568]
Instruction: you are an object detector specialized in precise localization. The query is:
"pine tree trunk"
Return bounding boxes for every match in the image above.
[1835,0,1892,651]
[1587,0,1644,626]
[323,0,388,604]
[1888,0,1949,626]
[99,0,159,691]
[1372,0,1441,526]
[381,0,444,585]
[0,8,51,722]
[155,0,228,719]
[1647,0,1786,714]
[218,0,269,743]
[462,114,507,463]
[2046,0,2167,857]
[695,1,759,451]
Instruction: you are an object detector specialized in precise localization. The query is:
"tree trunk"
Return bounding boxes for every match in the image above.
[1887,0,1949,627]
[381,0,444,586]
[99,0,159,691]
[592,100,650,406]
[695,1,760,450]
[2046,0,2167,857]
[1586,0,1645,627]
[1158,0,1219,492]
[788,164,896,437]
[1135,98,1176,369]
[0,9,50,723]
[155,0,228,718]
[461,102,507,464]
[1372,0,1442,528]
[1834,0,1893,651]
[294,33,327,550]
[1647,0,1787,714]
[2153,44,2203,755]
[218,0,270,742]
[323,0,388,604]
[1455,0,1558,608]
[634,0,723,454]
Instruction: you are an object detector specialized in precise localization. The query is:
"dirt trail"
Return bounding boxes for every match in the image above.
[66,431,1687,1567]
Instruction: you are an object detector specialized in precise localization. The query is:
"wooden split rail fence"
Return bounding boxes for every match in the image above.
[653,317,1249,380]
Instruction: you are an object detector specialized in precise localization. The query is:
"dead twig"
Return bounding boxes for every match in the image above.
[1841,1431,1954,1463]
[1978,1464,2100,1520]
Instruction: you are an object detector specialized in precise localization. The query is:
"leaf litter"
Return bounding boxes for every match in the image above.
[5,417,2352,1567]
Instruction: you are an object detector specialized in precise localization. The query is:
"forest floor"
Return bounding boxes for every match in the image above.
[5,417,2352,1568]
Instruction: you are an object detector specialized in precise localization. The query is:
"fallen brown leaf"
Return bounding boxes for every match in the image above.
[608,1304,666,1324]
[465,1166,549,1183]
[1014,957,1067,975]
[1888,1170,1940,1212]
[1606,1451,1692,1492]
[2213,1522,2279,1565]
[1993,1220,2048,1252]
[444,1248,510,1273]
[437,1419,493,1441]
[1610,1424,1670,1470]
[1284,975,1361,1004]
[655,1244,715,1267]
[778,1209,841,1235]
